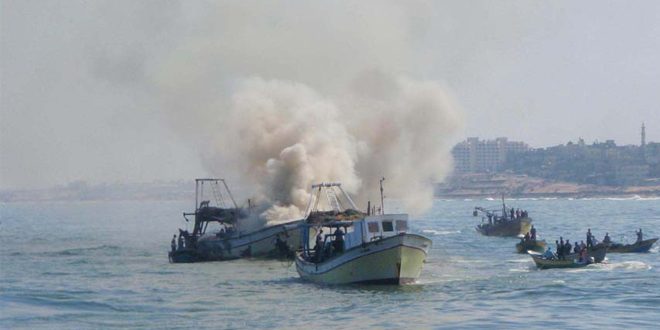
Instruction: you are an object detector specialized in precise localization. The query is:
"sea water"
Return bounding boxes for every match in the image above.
[1,198,658,329]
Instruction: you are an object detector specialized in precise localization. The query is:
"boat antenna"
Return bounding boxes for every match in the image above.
[380,177,386,215]
[501,194,506,219]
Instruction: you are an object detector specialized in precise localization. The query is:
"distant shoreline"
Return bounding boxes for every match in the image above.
[434,192,660,200]
[435,173,660,200]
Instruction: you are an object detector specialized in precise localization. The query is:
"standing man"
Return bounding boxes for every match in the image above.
[314,229,324,262]
[171,235,177,253]
[530,225,537,240]
[586,229,593,249]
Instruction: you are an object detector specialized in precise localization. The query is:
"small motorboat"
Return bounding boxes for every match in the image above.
[606,238,658,253]
[528,251,593,269]
[473,198,532,237]
[516,239,547,253]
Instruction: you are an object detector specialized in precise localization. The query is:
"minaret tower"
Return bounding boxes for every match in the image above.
[641,122,646,147]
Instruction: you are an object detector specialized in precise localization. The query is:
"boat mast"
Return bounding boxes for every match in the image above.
[220,179,238,209]
[380,177,385,215]
[501,194,506,219]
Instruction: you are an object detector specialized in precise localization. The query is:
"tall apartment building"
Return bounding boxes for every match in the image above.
[453,137,529,173]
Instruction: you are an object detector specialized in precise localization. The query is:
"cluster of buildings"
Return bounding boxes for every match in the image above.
[452,137,529,173]
[452,124,659,186]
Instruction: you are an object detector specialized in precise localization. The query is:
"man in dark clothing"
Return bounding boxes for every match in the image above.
[177,234,184,250]
[636,228,643,243]
[171,235,176,253]
[603,233,611,245]
[565,240,572,258]
[315,229,324,262]
[334,227,345,253]
[586,229,593,248]
[530,226,537,240]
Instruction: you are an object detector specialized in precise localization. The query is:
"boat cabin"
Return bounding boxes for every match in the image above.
[301,214,410,262]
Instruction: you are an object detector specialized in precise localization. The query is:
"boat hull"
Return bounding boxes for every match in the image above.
[607,238,658,253]
[564,244,607,263]
[169,220,302,263]
[476,217,532,237]
[295,234,431,285]
[530,254,591,269]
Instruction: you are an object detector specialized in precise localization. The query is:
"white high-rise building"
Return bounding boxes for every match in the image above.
[452,137,529,173]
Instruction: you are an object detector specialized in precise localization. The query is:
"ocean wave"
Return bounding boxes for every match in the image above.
[508,267,530,273]
[48,245,121,257]
[421,229,461,236]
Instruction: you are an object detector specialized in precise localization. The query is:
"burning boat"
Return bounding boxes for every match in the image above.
[168,178,302,263]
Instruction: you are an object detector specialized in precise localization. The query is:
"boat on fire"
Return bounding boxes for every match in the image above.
[168,178,302,263]
[295,182,432,285]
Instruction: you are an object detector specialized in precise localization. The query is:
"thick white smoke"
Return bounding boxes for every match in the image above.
[197,75,461,223]
[147,1,464,224]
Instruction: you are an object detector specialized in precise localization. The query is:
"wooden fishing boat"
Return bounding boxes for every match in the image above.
[295,182,432,285]
[561,243,608,263]
[516,239,547,253]
[606,238,658,253]
[584,243,608,263]
[475,216,532,237]
[528,251,592,269]
[473,199,532,237]
[168,178,302,263]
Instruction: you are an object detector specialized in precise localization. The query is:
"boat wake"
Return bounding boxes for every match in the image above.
[598,261,652,271]
[565,261,651,273]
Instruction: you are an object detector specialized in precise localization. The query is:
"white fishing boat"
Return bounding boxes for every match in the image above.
[168,178,302,263]
[295,182,432,285]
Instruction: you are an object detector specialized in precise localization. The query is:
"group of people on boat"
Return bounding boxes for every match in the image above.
[485,208,530,225]
[171,233,185,252]
[508,208,529,220]
[544,236,590,263]
[313,227,345,262]
[521,225,537,242]
[594,228,644,247]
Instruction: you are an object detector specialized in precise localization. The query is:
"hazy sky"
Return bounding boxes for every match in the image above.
[2,1,659,189]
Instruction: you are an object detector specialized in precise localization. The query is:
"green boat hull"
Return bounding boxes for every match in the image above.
[607,238,658,253]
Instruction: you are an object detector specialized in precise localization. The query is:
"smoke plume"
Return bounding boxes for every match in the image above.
[148,1,463,224]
